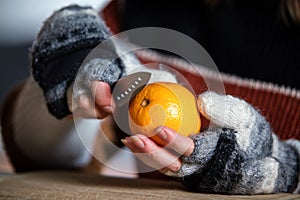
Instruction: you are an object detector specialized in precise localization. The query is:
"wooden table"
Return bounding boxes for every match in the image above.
[0,171,299,200]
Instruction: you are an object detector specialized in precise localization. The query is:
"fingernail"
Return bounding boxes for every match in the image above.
[79,95,90,108]
[103,106,112,113]
[153,126,167,140]
[121,139,128,145]
[79,95,85,103]
[157,129,168,140]
[130,136,145,149]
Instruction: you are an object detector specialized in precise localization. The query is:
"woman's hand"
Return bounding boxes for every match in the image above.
[73,81,115,119]
[120,90,270,175]
[121,126,195,174]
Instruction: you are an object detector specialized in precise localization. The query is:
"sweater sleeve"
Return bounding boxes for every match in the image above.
[165,92,300,194]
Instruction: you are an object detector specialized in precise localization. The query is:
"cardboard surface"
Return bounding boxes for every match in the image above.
[0,171,299,199]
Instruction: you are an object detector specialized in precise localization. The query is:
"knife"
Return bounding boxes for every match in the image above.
[111,72,151,134]
[112,72,151,107]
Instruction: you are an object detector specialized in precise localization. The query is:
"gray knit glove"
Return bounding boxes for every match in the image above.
[166,91,300,194]
[31,5,124,118]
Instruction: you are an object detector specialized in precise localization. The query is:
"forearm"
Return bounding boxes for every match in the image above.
[11,77,98,169]
[174,130,299,194]
[167,92,300,194]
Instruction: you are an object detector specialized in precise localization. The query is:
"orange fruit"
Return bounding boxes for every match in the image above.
[128,82,201,144]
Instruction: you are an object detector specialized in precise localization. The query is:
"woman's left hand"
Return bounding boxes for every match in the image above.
[121,126,195,174]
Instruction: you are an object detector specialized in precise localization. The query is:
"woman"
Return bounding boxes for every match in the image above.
[1,2,300,194]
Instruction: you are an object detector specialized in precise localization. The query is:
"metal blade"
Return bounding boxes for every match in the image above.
[112,72,151,107]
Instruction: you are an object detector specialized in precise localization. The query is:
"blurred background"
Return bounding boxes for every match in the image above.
[0,0,110,102]
[0,0,110,173]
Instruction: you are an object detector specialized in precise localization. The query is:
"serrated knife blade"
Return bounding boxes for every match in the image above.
[112,72,151,107]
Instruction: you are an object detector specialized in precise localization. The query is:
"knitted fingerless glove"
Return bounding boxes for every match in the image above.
[166,92,300,194]
[31,5,124,118]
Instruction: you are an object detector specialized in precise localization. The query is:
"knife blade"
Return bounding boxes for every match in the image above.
[111,72,151,134]
[112,72,151,107]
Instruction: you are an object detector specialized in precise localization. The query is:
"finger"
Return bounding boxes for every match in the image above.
[91,81,115,114]
[154,127,194,156]
[73,94,95,118]
[121,135,182,172]
[74,94,110,119]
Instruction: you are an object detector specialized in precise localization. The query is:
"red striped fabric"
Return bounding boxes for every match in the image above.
[137,50,300,140]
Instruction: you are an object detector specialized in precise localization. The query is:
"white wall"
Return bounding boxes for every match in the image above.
[0,0,111,45]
